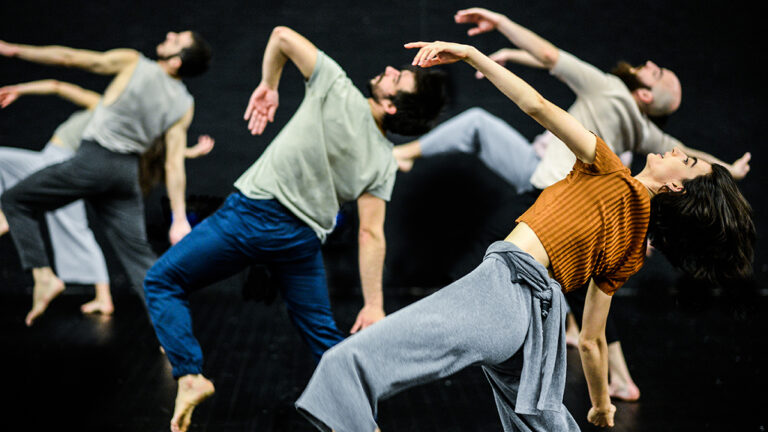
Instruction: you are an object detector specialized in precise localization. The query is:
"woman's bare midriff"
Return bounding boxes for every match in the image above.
[504,222,551,272]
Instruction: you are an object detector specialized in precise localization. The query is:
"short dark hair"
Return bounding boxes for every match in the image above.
[610,61,649,92]
[648,164,755,285]
[177,32,212,78]
[382,67,447,136]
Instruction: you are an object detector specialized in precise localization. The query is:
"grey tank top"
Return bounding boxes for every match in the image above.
[82,54,193,154]
[52,110,93,151]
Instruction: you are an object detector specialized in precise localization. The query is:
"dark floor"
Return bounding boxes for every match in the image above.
[2,279,767,432]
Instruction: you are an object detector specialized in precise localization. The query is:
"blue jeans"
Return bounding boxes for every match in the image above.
[144,192,344,378]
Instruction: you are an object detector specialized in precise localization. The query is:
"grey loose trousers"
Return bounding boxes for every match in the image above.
[1,140,155,297]
[0,143,110,284]
[296,241,579,432]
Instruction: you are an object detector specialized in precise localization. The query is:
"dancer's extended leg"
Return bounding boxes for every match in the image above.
[273,250,345,360]
[297,253,577,431]
[393,108,539,193]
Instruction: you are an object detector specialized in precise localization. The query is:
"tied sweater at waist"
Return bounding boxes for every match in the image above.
[483,241,567,415]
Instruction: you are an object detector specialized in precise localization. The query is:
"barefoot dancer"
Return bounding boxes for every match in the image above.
[0,32,211,326]
[394,7,753,402]
[141,26,446,432]
[296,40,754,430]
[0,79,215,317]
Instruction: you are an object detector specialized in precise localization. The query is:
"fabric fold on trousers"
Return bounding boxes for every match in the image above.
[483,240,567,414]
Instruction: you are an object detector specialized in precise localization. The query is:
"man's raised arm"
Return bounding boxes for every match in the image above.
[0,40,138,75]
[679,144,751,180]
[454,8,560,70]
[244,27,318,135]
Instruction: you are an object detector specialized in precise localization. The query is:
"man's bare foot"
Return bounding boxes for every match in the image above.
[609,380,641,402]
[0,210,9,237]
[80,298,115,315]
[26,269,65,326]
[392,141,421,173]
[171,374,215,432]
[395,155,415,172]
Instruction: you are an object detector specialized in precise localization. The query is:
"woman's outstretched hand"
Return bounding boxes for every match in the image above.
[404,41,472,68]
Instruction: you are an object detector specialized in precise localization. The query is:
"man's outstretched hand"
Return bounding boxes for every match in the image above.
[169,218,192,245]
[454,8,505,36]
[350,305,385,334]
[244,82,279,135]
[729,152,751,180]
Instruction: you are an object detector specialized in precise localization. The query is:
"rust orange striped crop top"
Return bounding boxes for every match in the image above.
[517,135,650,295]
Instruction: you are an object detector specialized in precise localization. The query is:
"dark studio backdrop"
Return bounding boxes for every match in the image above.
[0,0,765,297]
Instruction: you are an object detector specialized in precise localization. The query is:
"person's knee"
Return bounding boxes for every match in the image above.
[0,188,19,212]
[319,342,357,371]
[143,260,174,300]
[461,107,493,125]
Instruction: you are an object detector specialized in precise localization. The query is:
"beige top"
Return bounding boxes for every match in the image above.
[529,50,681,189]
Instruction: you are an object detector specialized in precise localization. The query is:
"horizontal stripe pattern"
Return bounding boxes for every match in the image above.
[518,136,650,295]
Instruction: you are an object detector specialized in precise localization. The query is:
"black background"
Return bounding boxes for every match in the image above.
[1,0,765,293]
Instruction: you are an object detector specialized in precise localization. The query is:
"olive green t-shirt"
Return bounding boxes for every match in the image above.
[234,51,397,242]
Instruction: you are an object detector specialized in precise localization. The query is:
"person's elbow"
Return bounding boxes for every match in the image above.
[358,225,385,246]
[578,333,604,354]
[163,146,186,174]
[271,26,295,47]
[539,47,559,70]
[520,93,548,118]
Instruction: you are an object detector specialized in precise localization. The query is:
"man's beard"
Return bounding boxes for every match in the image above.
[365,73,385,101]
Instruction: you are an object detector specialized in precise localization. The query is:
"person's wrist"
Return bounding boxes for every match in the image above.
[171,211,188,224]
[593,399,612,411]
[363,298,384,310]
[496,15,512,30]
[261,79,278,91]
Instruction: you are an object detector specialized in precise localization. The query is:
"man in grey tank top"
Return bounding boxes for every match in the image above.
[0,32,212,326]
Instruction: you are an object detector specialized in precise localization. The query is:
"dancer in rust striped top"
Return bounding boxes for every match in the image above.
[296,41,754,431]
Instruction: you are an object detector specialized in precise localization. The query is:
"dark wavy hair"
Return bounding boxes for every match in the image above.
[648,164,755,285]
[381,66,447,136]
[139,136,167,196]
[177,31,212,78]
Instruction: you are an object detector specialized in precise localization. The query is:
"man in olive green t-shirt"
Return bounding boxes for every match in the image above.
[143,26,447,432]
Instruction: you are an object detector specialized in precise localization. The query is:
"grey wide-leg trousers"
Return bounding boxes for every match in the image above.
[296,242,578,432]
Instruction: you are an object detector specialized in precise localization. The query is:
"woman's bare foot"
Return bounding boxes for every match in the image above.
[26,268,65,326]
[565,313,579,348]
[80,298,115,315]
[609,380,641,402]
[80,282,114,315]
[171,374,215,432]
[607,341,640,401]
